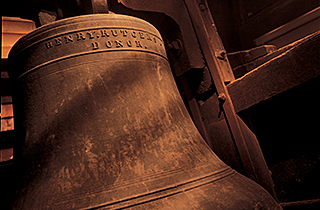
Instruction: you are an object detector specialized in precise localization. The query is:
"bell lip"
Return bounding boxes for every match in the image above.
[8,14,162,58]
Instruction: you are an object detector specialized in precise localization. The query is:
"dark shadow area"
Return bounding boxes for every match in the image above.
[238,76,320,202]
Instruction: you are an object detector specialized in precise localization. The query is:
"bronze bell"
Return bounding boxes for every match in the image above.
[8,14,281,209]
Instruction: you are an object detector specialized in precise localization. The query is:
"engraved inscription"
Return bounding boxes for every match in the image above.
[115,40,123,48]
[45,42,53,49]
[146,33,152,41]
[76,33,86,41]
[131,31,136,38]
[44,28,164,55]
[127,40,132,47]
[111,30,118,37]
[101,29,110,37]
[64,35,73,43]
[55,38,62,46]
[92,42,99,50]
[135,40,142,48]
[120,30,128,37]
[106,40,112,48]
[87,31,95,39]
[139,32,144,39]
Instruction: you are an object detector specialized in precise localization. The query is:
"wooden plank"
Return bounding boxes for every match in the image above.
[1,96,12,104]
[254,7,320,47]
[1,104,14,118]
[0,148,13,162]
[2,16,36,58]
[1,118,14,132]
[237,0,320,49]
[227,45,277,68]
[228,31,320,113]
[2,16,35,33]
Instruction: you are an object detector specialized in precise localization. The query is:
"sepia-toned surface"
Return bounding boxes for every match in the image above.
[8,14,280,209]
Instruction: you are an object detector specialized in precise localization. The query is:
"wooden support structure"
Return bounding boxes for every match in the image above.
[228,31,320,113]
[183,0,277,198]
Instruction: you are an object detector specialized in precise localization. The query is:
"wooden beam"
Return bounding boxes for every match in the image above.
[228,31,320,113]
[183,0,277,198]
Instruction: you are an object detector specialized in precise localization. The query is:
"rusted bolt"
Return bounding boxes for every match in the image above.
[167,39,182,58]
[199,4,207,11]
[218,93,226,104]
[198,0,207,11]
[217,50,227,61]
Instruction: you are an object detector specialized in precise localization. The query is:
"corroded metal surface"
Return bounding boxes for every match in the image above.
[9,14,281,209]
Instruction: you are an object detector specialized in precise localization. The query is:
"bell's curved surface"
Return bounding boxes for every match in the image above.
[8,14,281,209]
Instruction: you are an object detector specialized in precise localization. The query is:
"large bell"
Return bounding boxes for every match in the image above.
[8,14,281,209]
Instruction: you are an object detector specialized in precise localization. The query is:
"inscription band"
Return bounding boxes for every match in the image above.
[11,26,163,57]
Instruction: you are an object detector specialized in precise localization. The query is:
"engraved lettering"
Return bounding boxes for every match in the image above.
[115,40,123,47]
[127,40,132,47]
[135,40,142,48]
[101,29,110,37]
[45,41,53,49]
[92,42,99,50]
[76,33,86,41]
[111,30,118,36]
[87,31,96,39]
[153,37,157,43]
[120,29,128,37]
[131,31,136,38]
[54,38,62,46]
[64,35,73,43]
[106,40,112,48]
[139,32,145,39]
[146,33,152,41]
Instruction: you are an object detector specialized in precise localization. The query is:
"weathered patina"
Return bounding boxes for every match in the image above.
[8,14,281,209]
